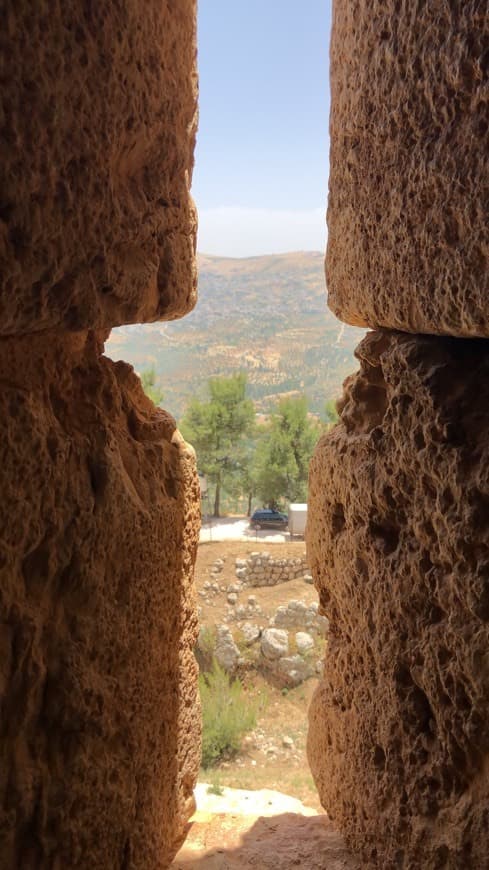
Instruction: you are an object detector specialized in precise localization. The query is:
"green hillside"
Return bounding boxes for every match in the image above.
[106,251,365,421]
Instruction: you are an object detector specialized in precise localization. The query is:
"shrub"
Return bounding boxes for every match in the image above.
[195,625,216,673]
[199,660,260,768]
[207,775,224,796]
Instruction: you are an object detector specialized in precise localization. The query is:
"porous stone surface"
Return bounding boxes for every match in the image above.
[327,1,489,337]
[0,1,197,335]
[307,331,489,867]
[0,331,201,868]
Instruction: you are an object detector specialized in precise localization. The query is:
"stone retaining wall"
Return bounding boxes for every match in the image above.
[235,552,310,587]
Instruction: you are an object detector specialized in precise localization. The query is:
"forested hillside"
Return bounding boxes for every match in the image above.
[106,251,365,420]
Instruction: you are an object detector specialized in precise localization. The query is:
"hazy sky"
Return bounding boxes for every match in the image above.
[192,1,332,257]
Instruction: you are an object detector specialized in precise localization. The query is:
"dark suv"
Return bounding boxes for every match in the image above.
[250,509,288,530]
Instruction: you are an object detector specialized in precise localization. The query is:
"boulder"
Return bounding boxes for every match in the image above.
[276,656,314,688]
[240,624,261,646]
[260,629,289,661]
[295,632,314,655]
[214,626,240,673]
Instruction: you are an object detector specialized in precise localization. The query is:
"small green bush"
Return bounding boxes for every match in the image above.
[195,625,216,673]
[199,660,260,768]
[206,775,224,796]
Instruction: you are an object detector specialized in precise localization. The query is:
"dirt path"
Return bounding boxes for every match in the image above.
[200,516,292,543]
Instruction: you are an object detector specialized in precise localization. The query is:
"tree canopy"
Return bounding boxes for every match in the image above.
[323,398,339,426]
[140,367,164,406]
[180,373,255,516]
[253,396,321,509]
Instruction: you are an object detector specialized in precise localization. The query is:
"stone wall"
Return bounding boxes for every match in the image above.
[0,0,198,335]
[308,2,489,867]
[235,552,310,586]
[327,1,487,337]
[0,3,200,868]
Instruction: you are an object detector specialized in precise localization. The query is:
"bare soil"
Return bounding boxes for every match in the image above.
[195,540,317,626]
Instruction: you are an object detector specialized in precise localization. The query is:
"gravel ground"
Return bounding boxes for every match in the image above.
[200,516,294,544]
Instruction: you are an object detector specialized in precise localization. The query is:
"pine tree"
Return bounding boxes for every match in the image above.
[180,373,255,516]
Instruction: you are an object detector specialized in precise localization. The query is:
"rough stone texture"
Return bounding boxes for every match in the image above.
[296,632,314,655]
[307,331,489,868]
[275,656,314,689]
[0,331,201,868]
[0,1,197,335]
[272,600,329,636]
[261,629,289,662]
[214,625,241,673]
[235,552,309,587]
[327,1,489,337]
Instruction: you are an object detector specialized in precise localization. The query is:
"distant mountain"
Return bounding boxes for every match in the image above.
[106,251,365,421]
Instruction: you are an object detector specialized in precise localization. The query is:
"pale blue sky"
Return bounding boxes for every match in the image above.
[192,1,332,256]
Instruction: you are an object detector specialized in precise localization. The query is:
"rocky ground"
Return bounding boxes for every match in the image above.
[173,538,362,867]
[195,540,317,630]
[194,540,326,809]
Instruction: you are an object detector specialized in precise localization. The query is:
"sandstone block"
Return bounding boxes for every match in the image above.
[0,1,197,335]
[0,331,201,869]
[307,330,489,867]
[327,1,489,337]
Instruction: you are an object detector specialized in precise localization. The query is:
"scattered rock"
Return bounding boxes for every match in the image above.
[261,629,289,661]
[214,625,241,672]
[295,631,314,654]
[272,601,328,637]
[276,655,315,687]
[240,623,261,646]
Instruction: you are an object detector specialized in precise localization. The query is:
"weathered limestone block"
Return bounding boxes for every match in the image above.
[0,331,201,868]
[0,1,197,335]
[307,331,489,868]
[327,1,489,337]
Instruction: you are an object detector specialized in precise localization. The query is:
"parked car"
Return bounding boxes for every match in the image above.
[250,509,288,530]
